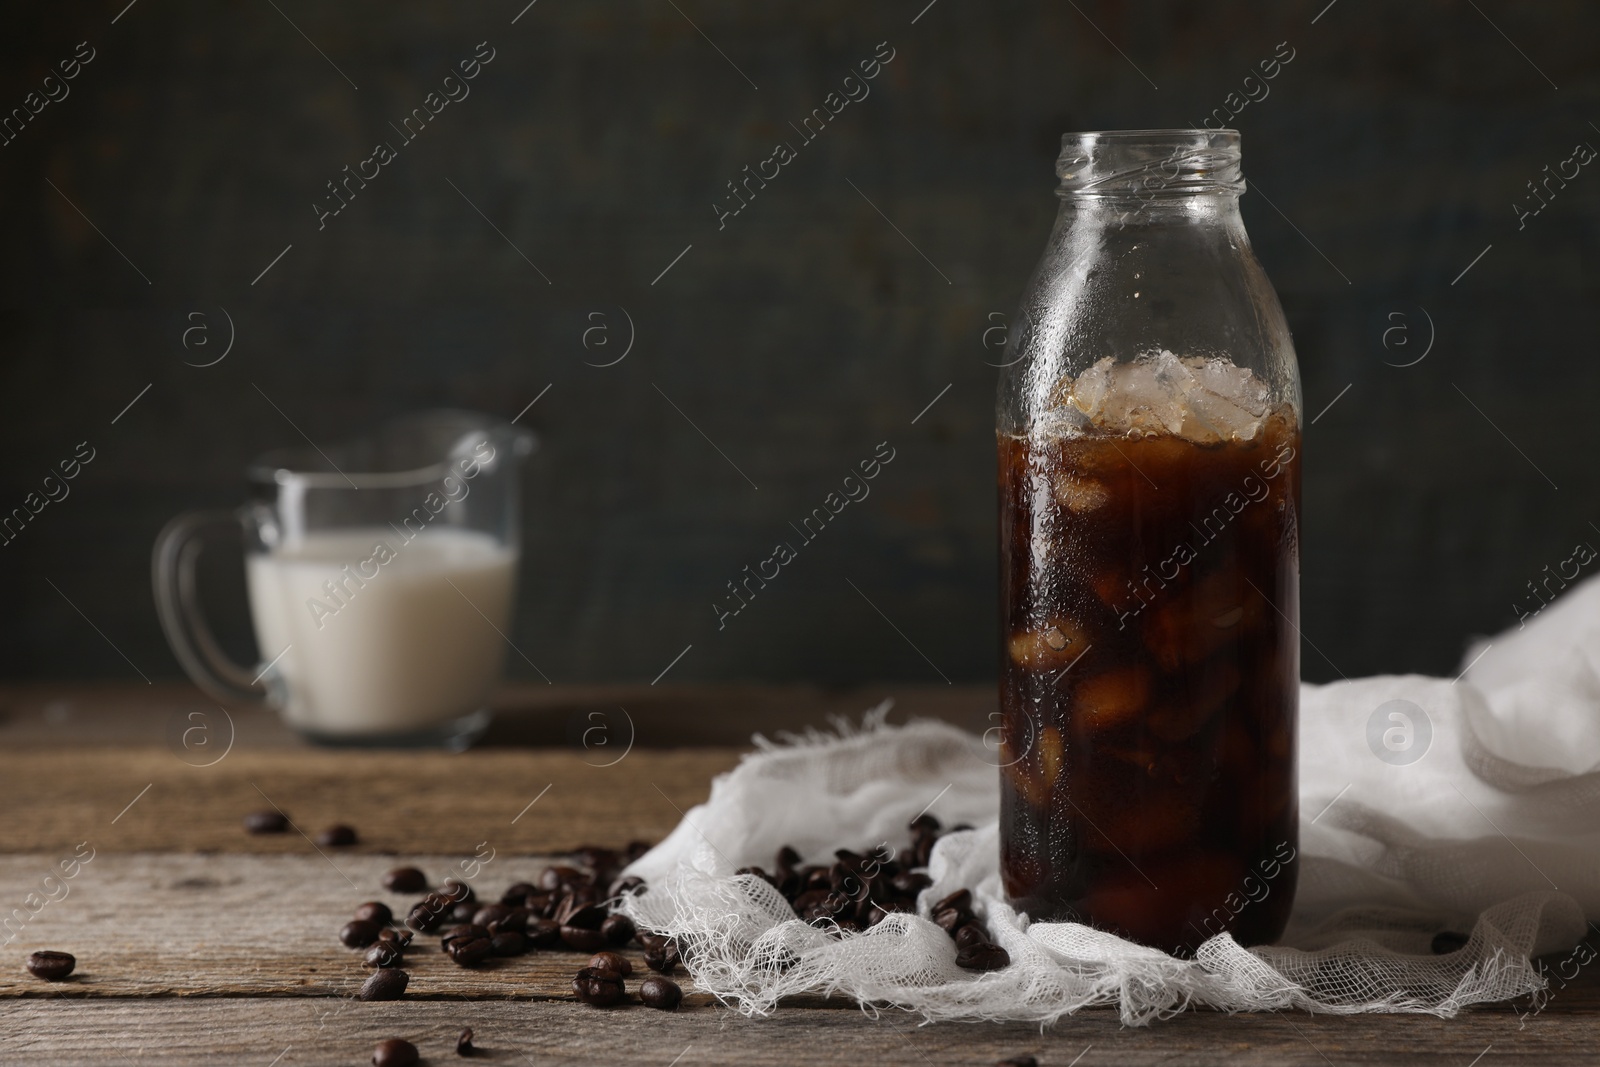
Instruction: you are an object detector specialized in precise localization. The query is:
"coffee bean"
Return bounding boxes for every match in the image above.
[490,930,528,957]
[407,894,452,932]
[1432,931,1470,955]
[340,920,382,948]
[242,810,288,834]
[560,925,606,953]
[472,905,513,929]
[359,967,409,1001]
[955,942,1010,971]
[364,941,405,968]
[451,900,478,924]
[625,839,653,861]
[526,919,561,948]
[608,875,645,899]
[554,891,605,928]
[371,1037,418,1067]
[456,1027,475,1056]
[954,924,989,950]
[353,902,393,926]
[25,951,75,980]
[934,906,974,934]
[993,1056,1037,1067]
[382,866,427,893]
[643,940,680,974]
[931,889,971,914]
[571,965,625,1007]
[775,845,801,873]
[540,866,583,891]
[600,913,635,945]
[909,813,940,836]
[438,878,475,904]
[377,928,413,945]
[588,951,632,977]
[500,882,538,906]
[892,871,932,896]
[316,825,357,847]
[639,974,683,1010]
[446,936,493,966]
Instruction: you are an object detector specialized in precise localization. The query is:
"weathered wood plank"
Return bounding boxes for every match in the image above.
[0,853,1595,1019]
[0,749,740,854]
[1,996,1597,1066]
[0,682,995,748]
[0,853,697,1001]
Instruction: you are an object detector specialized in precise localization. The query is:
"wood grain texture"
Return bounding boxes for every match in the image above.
[0,681,994,747]
[0,852,1595,1013]
[0,747,741,854]
[2,996,1599,1066]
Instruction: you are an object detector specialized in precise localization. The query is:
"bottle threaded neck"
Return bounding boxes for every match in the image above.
[1056,129,1244,200]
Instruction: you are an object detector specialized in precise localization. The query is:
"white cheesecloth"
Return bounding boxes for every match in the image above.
[623,576,1600,1025]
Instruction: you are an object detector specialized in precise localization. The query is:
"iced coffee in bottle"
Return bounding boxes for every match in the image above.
[995,131,1301,955]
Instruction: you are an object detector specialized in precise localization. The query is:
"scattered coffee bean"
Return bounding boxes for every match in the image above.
[638,974,683,1010]
[954,924,989,951]
[600,913,635,946]
[644,940,680,974]
[316,824,358,847]
[242,810,288,834]
[354,901,393,926]
[442,928,494,967]
[572,965,626,1007]
[541,866,583,891]
[608,874,646,899]
[382,866,427,893]
[456,1026,475,1056]
[371,1037,418,1067]
[377,928,413,946]
[472,904,513,929]
[1432,930,1470,955]
[439,878,476,904]
[993,1056,1037,1067]
[359,967,410,1001]
[931,889,972,914]
[892,871,932,896]
[500,882,538,906]
[560,924,606,953]
[451,900,478,924]
[934,906,975,934]
[525,919,561,948]
[364,941,405,968]
[955,941,1010,971]
[407,894,452,932]
[588,951,632,977]
[340,920,382,948]
[490,930,528,957]
[25,951,75,980]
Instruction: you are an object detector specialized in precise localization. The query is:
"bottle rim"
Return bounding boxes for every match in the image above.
[1056,128,1244,200]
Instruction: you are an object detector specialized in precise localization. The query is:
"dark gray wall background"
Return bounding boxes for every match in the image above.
[1,0,1595,685]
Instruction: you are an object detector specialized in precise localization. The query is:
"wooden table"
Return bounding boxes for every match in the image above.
[0,682,1595,1065]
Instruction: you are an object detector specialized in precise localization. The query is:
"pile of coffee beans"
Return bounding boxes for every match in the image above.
[324,812,1002,1024]
[734,814,1011,971]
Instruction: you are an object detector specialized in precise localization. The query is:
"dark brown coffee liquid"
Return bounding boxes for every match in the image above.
[997,408,1300,955]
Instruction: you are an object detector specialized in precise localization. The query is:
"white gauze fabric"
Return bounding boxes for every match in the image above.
[624,578,1600,1026]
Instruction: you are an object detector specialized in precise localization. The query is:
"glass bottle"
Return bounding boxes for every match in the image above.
[995,129,1301,954]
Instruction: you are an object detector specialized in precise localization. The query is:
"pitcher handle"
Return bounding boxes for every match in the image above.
[152,511,268,705]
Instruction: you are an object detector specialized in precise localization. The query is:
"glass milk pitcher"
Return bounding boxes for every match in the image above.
[154,410,534,749]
